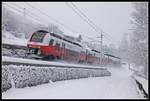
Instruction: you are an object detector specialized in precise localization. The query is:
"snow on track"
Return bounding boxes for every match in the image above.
[2,56,105,69]
[2,65,141,99]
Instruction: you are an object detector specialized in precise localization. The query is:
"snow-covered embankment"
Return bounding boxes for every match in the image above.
[2,57,111,92]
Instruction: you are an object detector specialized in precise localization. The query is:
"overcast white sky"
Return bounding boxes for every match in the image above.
[4,2,134,47]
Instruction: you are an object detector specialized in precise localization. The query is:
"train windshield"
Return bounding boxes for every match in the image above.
[30,31,47,42]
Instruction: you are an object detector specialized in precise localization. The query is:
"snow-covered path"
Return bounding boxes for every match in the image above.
[2,65,140,99]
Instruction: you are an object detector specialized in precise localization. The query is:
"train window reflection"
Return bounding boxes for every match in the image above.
[31,32,46,42]
[49,39,54,45]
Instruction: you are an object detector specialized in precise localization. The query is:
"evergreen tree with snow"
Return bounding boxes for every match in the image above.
[118,33,129,62]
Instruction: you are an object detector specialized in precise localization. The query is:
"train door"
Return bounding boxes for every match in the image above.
[55,41,61,58]
[85,49,88,63]
[61,42,65,60]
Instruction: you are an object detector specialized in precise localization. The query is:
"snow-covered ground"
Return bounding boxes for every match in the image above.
[2,65,142,99]
[2,30,28,46]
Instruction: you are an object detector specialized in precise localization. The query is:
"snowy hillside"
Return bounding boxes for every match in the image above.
[2,30,28,46]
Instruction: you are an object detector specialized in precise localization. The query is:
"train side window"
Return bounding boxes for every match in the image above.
[62,43,65,48]
[49,39,54,46]
[56,43,60,47]
[56,43,60,51]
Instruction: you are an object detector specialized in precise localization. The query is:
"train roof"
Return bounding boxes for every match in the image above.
[104,53,121,59]
[91,49,101,53]
[35,30,82,47]
[36,30,49,33]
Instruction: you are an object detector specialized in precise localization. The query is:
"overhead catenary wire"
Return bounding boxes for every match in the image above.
[3,3,97,43]
[67,3,103,35]
[66,2,106,58]
[7,3,57,32]
[4,3,75,36]
[65,2,99,33]
[5,2,78,34]
[8,3,46,23]
[25,2,105,44]
[68,2,116,45]
[4,3,79,38]
[25,2,78,33]
[4,4,44,26]
[70,2,103,33]
[72,3,114,41]
[3,3,46,26]
[4,3,116,47]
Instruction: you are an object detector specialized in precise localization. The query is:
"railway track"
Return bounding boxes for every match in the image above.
[2,43,28,50]
[2,56,106,70]
[2,43,29,58]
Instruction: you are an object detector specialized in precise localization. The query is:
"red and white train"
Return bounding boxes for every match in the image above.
[27,30,121,66]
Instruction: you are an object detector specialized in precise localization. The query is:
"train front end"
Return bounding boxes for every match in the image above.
[27,30,50,59]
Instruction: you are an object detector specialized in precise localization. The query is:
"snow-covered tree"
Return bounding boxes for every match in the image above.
[118,33,130,62]
[108,44,118,56]
[129,2,148,76]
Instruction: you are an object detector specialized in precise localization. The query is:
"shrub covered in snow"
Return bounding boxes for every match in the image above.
[2,65,53,89]
[2,67,12,92]
[10,65,53,88]
[51,68,68,82]
[66,68,81,80]
[2,65,111,92]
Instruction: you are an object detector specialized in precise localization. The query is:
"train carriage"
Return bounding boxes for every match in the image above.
[27,30,86,62]
[27,30,121,66]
